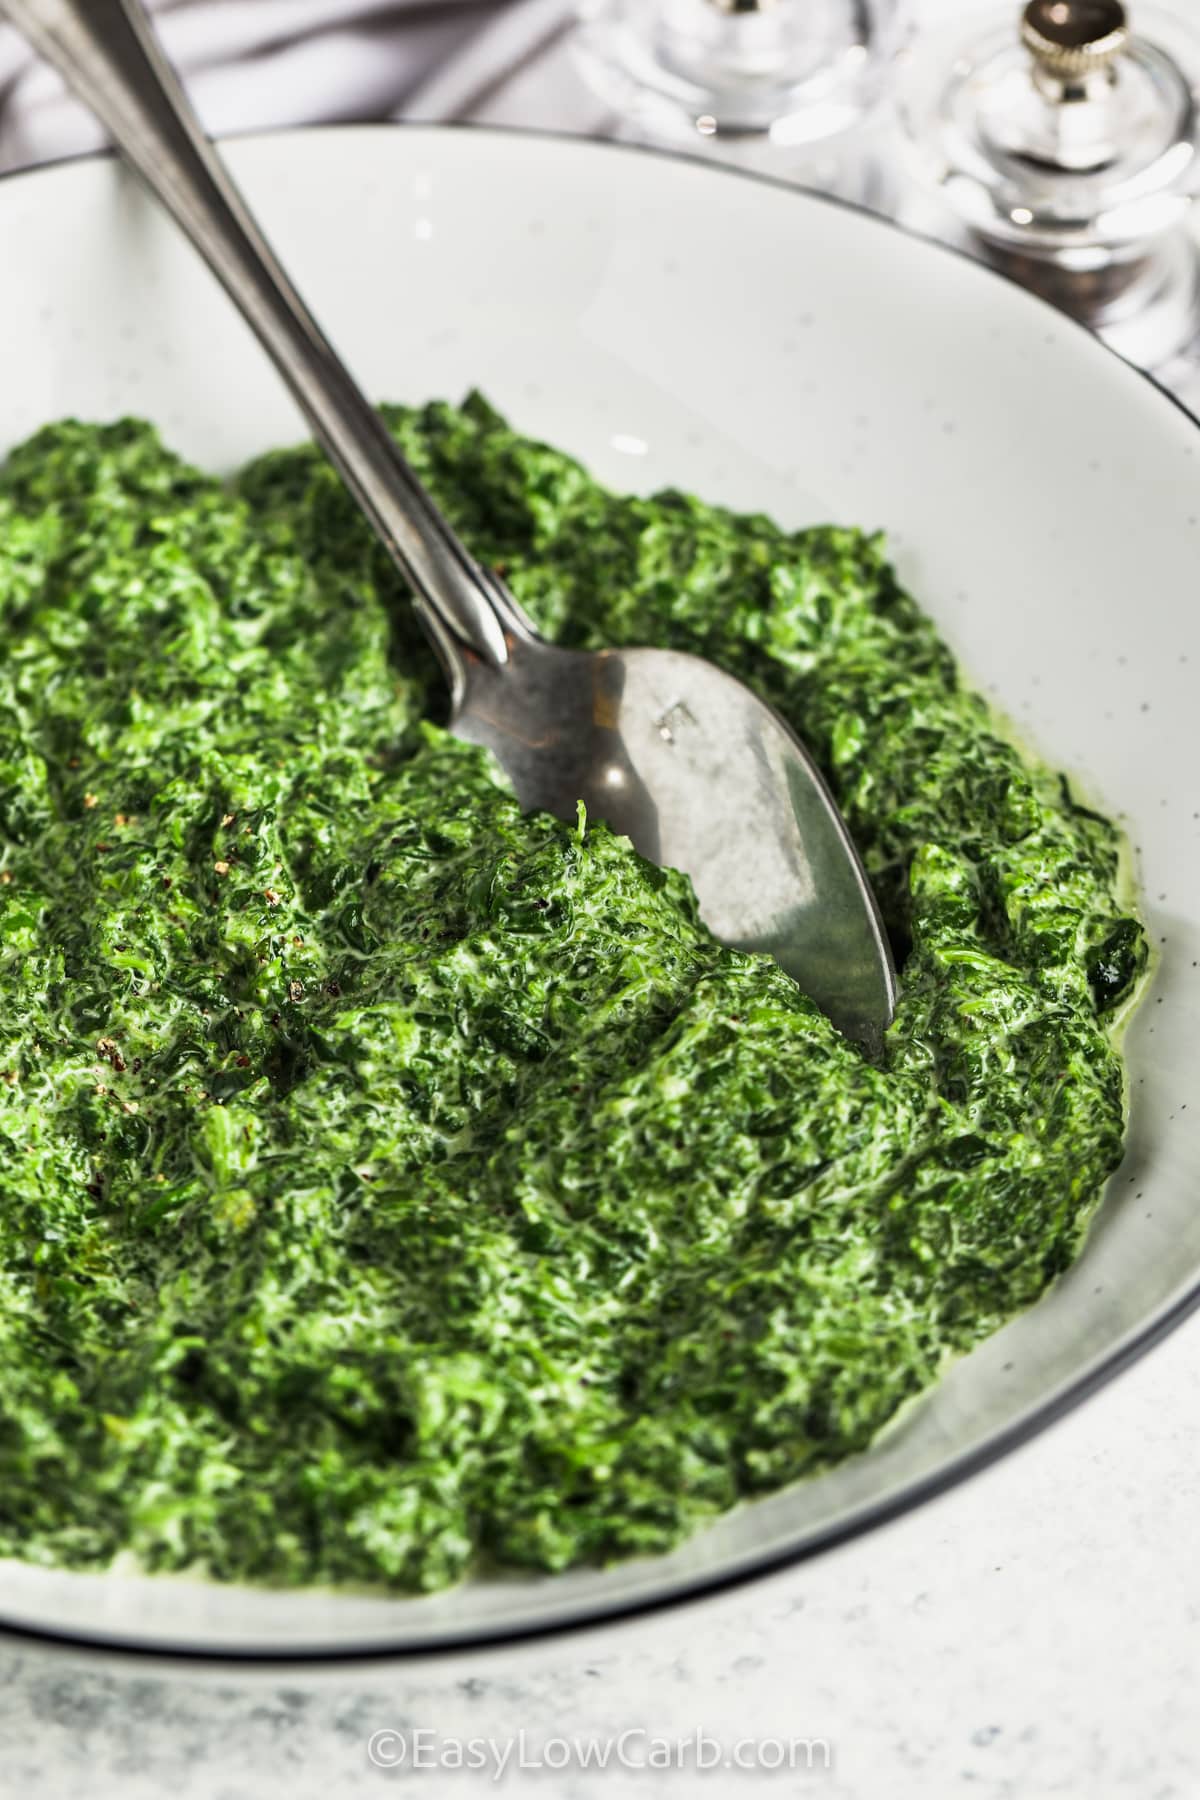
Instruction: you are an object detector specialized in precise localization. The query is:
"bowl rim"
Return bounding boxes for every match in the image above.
[0,118,1197,1666]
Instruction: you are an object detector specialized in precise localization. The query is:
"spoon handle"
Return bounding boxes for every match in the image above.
[4,0,511,673]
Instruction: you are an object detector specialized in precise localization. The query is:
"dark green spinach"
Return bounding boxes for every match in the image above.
[0,394,1145,1588]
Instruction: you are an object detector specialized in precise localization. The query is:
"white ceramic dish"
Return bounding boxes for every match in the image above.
[0,125,1197,1662]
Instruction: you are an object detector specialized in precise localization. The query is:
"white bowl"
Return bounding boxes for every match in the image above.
[1,125,1197,1661]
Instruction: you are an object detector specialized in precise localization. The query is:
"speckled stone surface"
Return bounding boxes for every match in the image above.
[4,1306,1199,1798]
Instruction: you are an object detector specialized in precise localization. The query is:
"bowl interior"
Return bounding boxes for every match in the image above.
[0,126,1198,1657]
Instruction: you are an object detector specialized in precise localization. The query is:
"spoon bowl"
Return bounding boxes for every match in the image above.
[447,583,896,1050]
[6,0,897,1051]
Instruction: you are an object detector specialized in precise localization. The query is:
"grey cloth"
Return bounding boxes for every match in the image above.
[0,0,576,173]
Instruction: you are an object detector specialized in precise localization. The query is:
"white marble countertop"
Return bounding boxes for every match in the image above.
[3,4,1200,1795]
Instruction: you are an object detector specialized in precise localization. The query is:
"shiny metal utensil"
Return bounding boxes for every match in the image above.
[5,0,897,1051]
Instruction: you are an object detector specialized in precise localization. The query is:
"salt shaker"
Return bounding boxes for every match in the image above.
[896,0,1200,366]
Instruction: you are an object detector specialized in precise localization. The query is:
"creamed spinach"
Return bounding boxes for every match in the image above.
[0,395,1146,1588]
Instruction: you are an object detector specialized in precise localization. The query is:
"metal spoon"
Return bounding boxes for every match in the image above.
[6,0,897,1052]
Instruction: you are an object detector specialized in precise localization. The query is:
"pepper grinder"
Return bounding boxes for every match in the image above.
[572,0,905,146]
[896,0,1200,367]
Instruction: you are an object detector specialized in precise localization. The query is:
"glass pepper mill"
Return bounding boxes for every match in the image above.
[896,0,1200,367]
[572,0,905,149]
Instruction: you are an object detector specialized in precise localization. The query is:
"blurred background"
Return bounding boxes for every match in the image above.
[2,0,1199,407]
[0,0,623,168]
[0,0,955,172]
